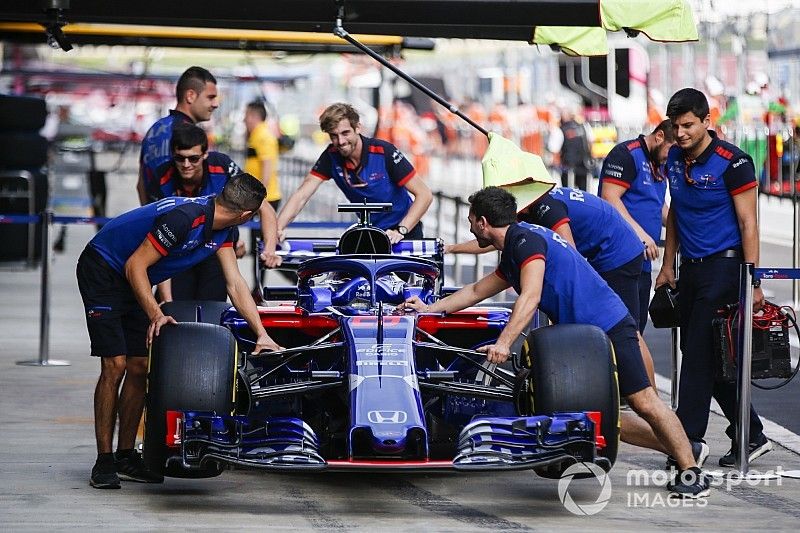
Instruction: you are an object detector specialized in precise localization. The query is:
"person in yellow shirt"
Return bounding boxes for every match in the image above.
[244,101,281,210]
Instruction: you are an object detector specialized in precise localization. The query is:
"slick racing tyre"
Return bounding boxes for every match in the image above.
[160,300,232,324]
[522,324,620,477]
[143,322,238,478]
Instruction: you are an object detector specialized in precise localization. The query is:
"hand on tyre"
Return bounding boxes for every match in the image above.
[253,332,283,354]
[477,343,510,364]
[147,314,178,347]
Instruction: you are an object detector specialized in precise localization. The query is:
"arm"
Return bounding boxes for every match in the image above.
[405,271,509,315]
[217,246,282,352]
[386,175,433,244]
[552,223,576,248]
[276,173,324,235]
[124,239,177,346]
[479,259,544,363]
[257,200,282,268]
[732,187,764,310]
[156,279,172,303]
[655,206,678,289]
[601,182,659,261]
[136,175,149,206]
[445,239,496,255]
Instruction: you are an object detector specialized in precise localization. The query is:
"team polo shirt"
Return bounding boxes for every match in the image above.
[597,136,667,272]
[310,135,416,230]
[89,196,234,285]
[245,122,281,202]
[665,131,756,260]
[494,222,629,332]
[520,186,644,273]
[148,152,240,200]
[139,110,193,194]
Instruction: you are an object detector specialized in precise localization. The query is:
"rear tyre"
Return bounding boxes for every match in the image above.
[522,324,620,477]
[143,322,238,478]
[160,300,231,324]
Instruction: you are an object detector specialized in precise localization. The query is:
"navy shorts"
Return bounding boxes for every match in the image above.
[606,315,651,397]
[600,254,645,328]
[76,246,149,357]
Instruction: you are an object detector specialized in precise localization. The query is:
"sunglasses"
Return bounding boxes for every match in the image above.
[173,154,203,164]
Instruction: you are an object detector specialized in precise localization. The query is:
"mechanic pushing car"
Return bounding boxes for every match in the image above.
[146,124,281,302]
[405,187,710,498]
[598,119,675,333]
[276,103,433,244]
[77,173,282,489]
[448,186,658,392]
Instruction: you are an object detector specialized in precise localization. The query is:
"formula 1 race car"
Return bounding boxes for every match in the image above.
[142,204,620,480]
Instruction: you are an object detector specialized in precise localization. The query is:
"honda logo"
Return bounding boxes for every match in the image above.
[367,410,407,424]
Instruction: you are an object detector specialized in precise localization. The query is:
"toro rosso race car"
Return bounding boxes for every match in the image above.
[143,204,620,480]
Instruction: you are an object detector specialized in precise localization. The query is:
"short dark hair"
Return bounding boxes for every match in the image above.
[246,101,267,121]
[653,119,675,142]
[468,187,517,227]
[319,103,360,133]
[171,124,208,153]
[218,173,265,212]
[176,66,217,102]
[666,88,709,121]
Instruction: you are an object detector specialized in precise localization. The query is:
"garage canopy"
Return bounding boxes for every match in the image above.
[1,0,697,45]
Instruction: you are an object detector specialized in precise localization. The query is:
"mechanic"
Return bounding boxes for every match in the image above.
[244,100,281,211]
[655,88,770,467]
[276,103,433,244]
[558,110,592,191]
[405,186,710,498]
[147,124,280,301]
[598,119,675,333]
[137,66,218,205]
[78,173,282,489]
[447,186,657,391]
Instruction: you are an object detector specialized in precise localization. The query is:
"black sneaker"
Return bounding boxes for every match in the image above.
[90,461,121,489]
[666,441,710,470]
[718,435,772,467]
[115,451,164,483]
[668,467,710,499]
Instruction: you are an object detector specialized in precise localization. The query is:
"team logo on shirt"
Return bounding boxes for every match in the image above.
[391,149,405,164]
[535,204,550,218]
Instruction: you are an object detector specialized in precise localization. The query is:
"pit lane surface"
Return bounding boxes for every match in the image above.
[2,164,800,530]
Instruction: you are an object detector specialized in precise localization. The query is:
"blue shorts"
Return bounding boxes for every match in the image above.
[606,315,651,396]
[76,246,149,357]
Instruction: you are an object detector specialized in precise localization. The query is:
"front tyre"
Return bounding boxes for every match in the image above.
[143,322,238,478]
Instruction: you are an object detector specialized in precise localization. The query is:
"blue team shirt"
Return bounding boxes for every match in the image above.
[89,196,234,285]
[597,136,667,272]
[665,131,756,260]
[310,135,416,230]
[147,152,240,201]
[494,222,629,332]
[139,110,193,193]
[519,186,644,273]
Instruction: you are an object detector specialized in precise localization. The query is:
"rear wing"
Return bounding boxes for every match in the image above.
[275,238,444,269]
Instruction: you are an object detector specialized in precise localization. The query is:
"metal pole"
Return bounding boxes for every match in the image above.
[453,198,463,287]
[670,251,681,410]
[794,196,799,310]
[17,210,70,367]
[735,263,754,475]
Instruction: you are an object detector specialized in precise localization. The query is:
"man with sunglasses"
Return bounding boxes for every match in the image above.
[655,88,771,468]
[146,124,280,302]
[598,119,675,333]
[78,173,282,489]
[277,103,432,244]
[137,66,219,205]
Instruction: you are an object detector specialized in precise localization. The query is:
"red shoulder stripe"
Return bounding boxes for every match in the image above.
[626,141,640,151]
[601,177,631,189]
[207,165,225,174]
[551,218,570,231]
[397,169,417,187]
[493,268,508,281]
[309,169,329,180]
[159,167,174,186]
[520,254,545,269]
[368,145,385,154]
[715,146,734,160]
[192,215,206,228]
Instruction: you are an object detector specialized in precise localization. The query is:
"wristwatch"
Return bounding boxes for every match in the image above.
[397,225,409,236]
[753,278,761,289]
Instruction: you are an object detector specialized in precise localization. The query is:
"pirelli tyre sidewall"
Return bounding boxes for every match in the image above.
[523,323,620,475]
[144,322,237,478]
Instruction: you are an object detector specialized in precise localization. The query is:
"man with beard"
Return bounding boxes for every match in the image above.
[599,119,675,332]
[277,103,432,244]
